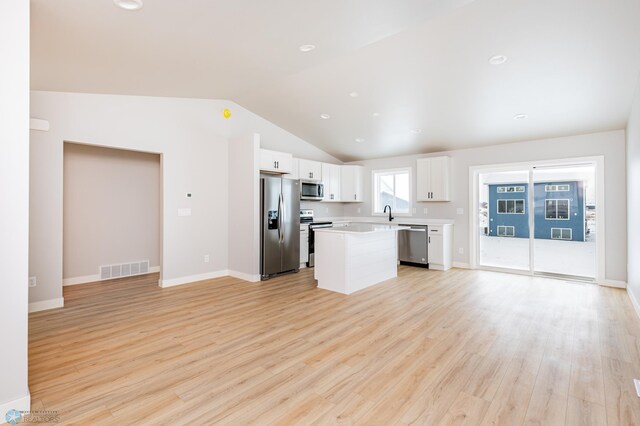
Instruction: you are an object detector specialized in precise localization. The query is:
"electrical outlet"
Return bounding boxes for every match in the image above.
[325,207,329,213]
[412,207,416,214]
[458,248,464,255]
[457,208,464,215]
[29,276,37,287]
[204,254,210,263]
[357,207,361,213]
[423,208,428,215]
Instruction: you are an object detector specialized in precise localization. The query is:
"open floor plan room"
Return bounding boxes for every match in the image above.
[3,0,640,424]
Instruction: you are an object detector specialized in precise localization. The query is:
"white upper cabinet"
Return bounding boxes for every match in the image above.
[416,156,451,201]
[340,165,364,202]
[260,149,292,174]
[321,163,342,202]
[284,158,299,180]
[298,159,322,181]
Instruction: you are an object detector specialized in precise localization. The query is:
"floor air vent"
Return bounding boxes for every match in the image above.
[99,260,150,280]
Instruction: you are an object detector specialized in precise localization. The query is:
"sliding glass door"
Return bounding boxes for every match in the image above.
[475,160,598,281]
[478,169,531,271]
[532,164,596,279]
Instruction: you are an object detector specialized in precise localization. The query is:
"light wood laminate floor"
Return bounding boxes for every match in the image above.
[29,267,640,425]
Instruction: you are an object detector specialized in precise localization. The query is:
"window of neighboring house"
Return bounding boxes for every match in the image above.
[497,186,525,193]
[497,226,515,237]
[545,199,570,220]
[545,184,571,192]
[551,228,572,240]
[372,168,411,214]
[497,199,525,214]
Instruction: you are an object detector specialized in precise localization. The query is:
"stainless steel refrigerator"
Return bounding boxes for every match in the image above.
[260,176,300,280]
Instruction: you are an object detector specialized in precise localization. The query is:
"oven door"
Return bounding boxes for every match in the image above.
[300,181,324,200]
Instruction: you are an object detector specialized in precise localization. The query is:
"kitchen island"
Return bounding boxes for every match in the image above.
[314,223,408,294]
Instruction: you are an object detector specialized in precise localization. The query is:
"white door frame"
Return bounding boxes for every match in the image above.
[468,156,605,285]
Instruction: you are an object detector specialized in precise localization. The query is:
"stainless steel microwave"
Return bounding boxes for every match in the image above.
[300,181,324,201]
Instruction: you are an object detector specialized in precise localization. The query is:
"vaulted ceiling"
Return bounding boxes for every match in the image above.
[31,0,640,160]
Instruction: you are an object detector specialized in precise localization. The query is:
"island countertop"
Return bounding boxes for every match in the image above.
[314,223,410,234]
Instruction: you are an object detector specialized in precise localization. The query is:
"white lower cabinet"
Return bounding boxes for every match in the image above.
[300,225,309,266]
[428,224,453,270]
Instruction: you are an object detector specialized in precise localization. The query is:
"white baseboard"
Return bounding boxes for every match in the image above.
[160,270,229,288]
[0,391,30,419]
[29,297,64,313]
[627,287,640,320]
[453,262,470,269]
[63,266,160,286]
[601,279,627,289]
[227,270,261,282]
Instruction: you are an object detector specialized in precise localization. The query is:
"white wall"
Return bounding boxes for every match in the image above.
[627,78,640,302]
[29,91,341,304]
[344,130,627,282]
[63,143,161,280]
[0,0,31,414]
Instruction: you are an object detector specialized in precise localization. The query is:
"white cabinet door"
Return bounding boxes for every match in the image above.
[298,159,322,181]
[300,226,309,264]
[417,156,450,201]
[340,165,364,202]
[284,158,299,180]
[322,163,342,201]
[427,224,452,270]
[260,149,292,174]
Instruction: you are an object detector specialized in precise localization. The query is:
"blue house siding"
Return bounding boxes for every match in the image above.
[487,181,585,241]
[488,184,530,238]
[533,181,585,242]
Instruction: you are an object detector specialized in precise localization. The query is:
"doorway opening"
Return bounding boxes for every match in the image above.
[471,157,603,283]
[63,142,162,287]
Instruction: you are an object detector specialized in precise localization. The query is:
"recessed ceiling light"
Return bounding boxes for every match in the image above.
[355,138,365,143]
[372,112,380,117]
[412,129,422,134]
[299,44,316,52]
[513,114,528,120]
[349,92,359,98]
[489,55,508,65]
[113,0,143,11]
[320,114,330,119]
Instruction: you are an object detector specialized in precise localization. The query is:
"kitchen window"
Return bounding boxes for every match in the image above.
[545,199,570,220]
[372,168,411,214]
[497,199,525,214]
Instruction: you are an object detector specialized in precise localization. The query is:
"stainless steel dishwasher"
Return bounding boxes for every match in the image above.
[398,224,428,267]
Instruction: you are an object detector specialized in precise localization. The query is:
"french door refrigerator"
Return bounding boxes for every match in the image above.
[261,176,300,280]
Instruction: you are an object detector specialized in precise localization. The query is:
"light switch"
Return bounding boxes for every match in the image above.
[457,208,464,215]
[178,208,192,217]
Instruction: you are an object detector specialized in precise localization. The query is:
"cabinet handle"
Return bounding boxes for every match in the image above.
[274,161,277,168]
[309,172,313,178]
[429,236,431,243]
[354,194,356,200]
[276,161,279,168]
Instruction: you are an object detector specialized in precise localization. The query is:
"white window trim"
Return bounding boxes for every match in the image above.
[371,167,413,217]
[551,228,572,240]
[544,199,571,220]
[496,199,526,214]
[497,225,515,237]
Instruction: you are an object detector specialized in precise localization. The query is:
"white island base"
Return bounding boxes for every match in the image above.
[314,224,406,295]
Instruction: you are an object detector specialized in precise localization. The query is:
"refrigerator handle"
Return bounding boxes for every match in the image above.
[281,194,286,243]
[278,193,284,243]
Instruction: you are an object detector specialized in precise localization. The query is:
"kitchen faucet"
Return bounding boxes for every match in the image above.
[383,205,394,222]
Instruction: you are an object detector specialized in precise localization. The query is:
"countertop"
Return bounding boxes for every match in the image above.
[313,216,455,226]
[314,223,410,234]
